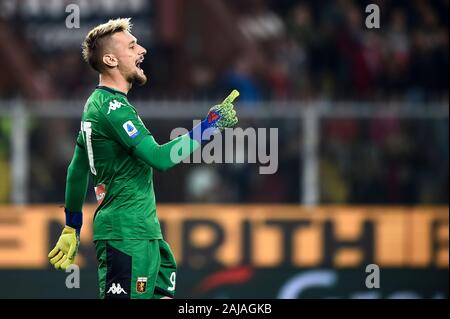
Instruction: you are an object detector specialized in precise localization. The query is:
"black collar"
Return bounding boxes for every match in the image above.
[96,85,127,97]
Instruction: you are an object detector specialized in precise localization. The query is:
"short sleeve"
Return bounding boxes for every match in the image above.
[100,96,150,150]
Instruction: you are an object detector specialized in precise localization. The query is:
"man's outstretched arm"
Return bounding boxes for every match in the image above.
[133,90,239,171]
[133,133,199,171]
[48,140,89,270]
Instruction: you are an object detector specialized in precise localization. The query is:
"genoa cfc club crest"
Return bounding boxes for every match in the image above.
[136,277,147,294]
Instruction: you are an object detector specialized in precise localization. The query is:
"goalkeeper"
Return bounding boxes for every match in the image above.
[47,18,238,299]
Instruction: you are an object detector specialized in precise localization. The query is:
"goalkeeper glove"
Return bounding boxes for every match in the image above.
[189,89,239,144]
[48,209,82,270]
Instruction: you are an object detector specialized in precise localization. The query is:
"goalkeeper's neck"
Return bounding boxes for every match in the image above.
[99,72,132,96]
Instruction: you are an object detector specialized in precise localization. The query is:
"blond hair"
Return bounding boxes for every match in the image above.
[81,18,132,72]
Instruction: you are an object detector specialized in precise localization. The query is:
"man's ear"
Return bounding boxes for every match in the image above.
[102,54,118,68]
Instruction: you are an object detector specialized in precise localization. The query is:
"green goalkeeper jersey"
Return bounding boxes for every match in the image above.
[79,86,162,240]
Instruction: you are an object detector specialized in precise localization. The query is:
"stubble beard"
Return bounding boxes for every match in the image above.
[127,70,147,86]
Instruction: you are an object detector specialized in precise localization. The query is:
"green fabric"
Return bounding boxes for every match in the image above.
[133,133,199,171]
[65,140,89,212]
[95,239,177,299]
[154,239,177,298]
[76,87,198,240]
[80,87,159,240]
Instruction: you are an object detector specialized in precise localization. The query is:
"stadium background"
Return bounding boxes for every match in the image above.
[0,0,448,298]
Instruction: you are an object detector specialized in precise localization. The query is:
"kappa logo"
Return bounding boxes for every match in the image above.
[107,100,124,114]
[107,283,127,295]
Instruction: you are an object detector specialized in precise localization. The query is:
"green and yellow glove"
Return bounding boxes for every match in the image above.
[208,89,239,131]
[189,89,239,143]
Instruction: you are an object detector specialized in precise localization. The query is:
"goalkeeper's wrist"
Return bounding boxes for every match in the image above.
[188,117,219,144]
[65,208,82,236]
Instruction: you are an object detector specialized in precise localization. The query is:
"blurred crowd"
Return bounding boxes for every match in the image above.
[319,117,448,204]
[219,0,449,103]
[20,116,448,205]
[0,0,448,205]
[1,0,447,103]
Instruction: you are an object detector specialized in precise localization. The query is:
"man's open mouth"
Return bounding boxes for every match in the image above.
[136,59,144,71]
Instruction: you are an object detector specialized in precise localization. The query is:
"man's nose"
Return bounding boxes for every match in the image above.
[140,46,147,56]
